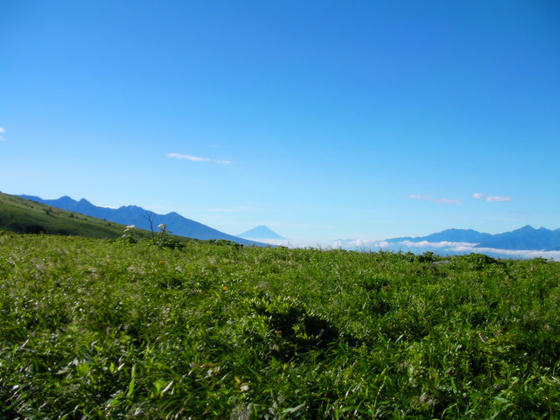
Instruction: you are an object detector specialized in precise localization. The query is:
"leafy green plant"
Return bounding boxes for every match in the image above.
[120,224,137,244]
[153,223,183,249]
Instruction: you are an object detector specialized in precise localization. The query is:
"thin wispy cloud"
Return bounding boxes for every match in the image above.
[486,196,511,202]
[408,194,461,205]
[167,152,231,164]
[0,126,5,141]
[471,192,512,202]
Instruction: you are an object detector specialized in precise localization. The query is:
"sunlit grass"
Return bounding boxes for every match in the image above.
[1,232,559,418]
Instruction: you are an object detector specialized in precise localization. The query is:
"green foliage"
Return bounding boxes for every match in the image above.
[0,233,559,418]
[121,225,138,244]
[152,224,184,249]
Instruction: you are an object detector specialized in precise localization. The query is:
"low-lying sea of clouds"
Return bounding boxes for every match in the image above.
[255,239,560,261]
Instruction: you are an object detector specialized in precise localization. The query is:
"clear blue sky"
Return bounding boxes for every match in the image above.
[1,1,559,241]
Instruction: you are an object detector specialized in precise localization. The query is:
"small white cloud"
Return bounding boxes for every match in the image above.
[473,192,511,202]
[168,153,208,162]
[486,196,511,202]
[0,126,5,141]
[167,152,231,164]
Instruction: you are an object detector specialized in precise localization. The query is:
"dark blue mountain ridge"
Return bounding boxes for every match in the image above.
[476,225,560,251]
[19,195,269,247]
[387,226,560,251]
[388,228,493,244]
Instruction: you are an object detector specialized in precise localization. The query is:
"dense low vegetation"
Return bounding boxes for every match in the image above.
[1,231,559,418]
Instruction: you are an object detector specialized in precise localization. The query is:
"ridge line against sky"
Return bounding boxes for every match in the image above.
[1,1,559,241]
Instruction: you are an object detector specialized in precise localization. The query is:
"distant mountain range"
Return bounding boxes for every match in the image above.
[20,195,267,247]
[12,194,560,252]
[388,225,560,251]
[238,225,285,240]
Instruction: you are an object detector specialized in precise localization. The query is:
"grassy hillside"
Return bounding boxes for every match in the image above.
[0,192,194,244]
[1,233,559,418]
[0,192,137,238]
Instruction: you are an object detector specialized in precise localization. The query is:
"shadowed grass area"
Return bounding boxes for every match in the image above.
[0,193,197,247]
[0,232,559,418]
[0,191,144,238]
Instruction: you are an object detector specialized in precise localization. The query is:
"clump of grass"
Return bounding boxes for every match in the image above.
[0,233,559,418]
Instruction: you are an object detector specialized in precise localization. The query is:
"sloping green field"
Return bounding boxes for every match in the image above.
[0,192,138,238]
[1,232,559,418]
[0,193,197,246]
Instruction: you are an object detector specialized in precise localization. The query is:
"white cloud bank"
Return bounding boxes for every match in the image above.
[258,238,560,261]
[331,239,560,261]
[247,238,291,247]
[332,239,390,249]
[167,152,231,164]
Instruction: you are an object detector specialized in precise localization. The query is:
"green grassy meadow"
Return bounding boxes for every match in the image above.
[1,231,559,418]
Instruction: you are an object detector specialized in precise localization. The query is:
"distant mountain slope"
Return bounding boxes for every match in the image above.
[238,225,285,240]
[20,194,267,246]
[0,192,147,239]
[388,228,493,244]
[476,225,560,250]
[387,226,560,251]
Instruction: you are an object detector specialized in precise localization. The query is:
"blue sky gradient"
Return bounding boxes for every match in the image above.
[1,1,559,241]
